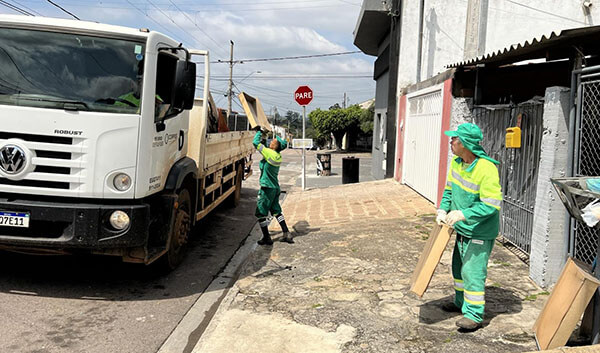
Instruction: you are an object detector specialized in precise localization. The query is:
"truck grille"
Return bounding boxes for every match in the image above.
[0,132,85,191]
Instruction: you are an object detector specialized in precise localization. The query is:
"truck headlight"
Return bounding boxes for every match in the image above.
[109,211,130,230]
[113,173,131,191]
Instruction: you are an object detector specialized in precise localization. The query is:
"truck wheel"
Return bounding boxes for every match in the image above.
[165,188,191,270]
[227,164,243,208]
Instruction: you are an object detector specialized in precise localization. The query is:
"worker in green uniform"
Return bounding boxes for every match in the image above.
[436,123,502,331]
[253,127,293,245]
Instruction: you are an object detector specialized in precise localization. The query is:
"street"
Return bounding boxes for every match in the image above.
[0,161,262,353]
[0,148,368,353]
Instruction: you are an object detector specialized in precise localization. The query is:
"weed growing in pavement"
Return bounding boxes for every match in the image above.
[493,259,511,267]
[313,276,322,282]
[523,291,550,301]
[312,303,323,309]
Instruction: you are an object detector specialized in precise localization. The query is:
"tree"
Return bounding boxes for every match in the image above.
[359,104,374,134]
[309,104,362,150]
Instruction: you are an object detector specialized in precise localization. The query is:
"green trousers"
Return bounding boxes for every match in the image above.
[255,187,282,218]
[451,233,495,323]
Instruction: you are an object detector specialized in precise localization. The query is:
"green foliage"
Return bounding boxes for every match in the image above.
[308,104,363,149]
[359,104,375,133]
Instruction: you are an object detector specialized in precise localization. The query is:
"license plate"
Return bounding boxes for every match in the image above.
[0,211,30,228]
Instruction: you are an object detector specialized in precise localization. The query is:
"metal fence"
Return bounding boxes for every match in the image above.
[472,100,545,256]
[572,79,600,265]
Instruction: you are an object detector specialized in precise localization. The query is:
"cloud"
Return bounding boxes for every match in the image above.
[1,0,375,112]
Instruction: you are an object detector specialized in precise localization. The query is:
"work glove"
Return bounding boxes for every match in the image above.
[445,210,466,226]
[436,210,447,225]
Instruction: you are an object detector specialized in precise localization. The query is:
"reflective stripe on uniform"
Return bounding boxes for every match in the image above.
[446,181,452,189]
[257,144,265,152]
[464,289,485,305]
[451,170,480,192]
[481,197,502,209]
[453,278,464,292]
[259,220,270,227]
[277,214,285,223]
[267,158,281,167]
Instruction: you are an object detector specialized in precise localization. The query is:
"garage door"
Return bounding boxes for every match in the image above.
[402,85,443,203]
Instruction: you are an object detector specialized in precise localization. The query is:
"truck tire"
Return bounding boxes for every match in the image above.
[227,164,243,208]
[164,188,191,270]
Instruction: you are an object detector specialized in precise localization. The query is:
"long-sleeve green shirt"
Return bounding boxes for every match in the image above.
[253,131,282,189]
[439,156,502,240]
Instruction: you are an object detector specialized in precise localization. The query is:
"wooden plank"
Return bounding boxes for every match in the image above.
[409,224,454,297]
[534,258,600,350]
[238,92,272,131]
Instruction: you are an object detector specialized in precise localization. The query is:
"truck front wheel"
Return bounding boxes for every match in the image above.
[165,188,191,270]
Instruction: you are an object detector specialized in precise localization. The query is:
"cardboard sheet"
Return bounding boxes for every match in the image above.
[534,257,600,350]
[410,224,454,297]
[238,92,272,131]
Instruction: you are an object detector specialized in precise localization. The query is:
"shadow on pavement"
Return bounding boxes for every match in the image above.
[418,286,523,325]
[0,187,260,302]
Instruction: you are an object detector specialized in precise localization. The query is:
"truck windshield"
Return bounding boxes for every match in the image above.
[0,27,146,114]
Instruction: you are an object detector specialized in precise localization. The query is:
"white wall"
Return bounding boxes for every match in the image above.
[485,0,599,55]
[398,0,600,91]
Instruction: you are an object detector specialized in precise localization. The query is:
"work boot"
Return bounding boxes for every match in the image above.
[257,235,273,246]
[456,317,482,331]
[280,231,294,244]
[441,302,461,313]
[258,218,273,246]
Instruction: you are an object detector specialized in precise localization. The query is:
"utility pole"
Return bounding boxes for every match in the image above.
[343,92,347,108]
[227,40,234,118]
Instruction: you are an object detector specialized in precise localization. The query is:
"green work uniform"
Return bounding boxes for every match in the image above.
[440,156,502,323]
[253,131,283,218]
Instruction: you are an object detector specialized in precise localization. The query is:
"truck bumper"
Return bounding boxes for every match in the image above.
[0,196,150,250]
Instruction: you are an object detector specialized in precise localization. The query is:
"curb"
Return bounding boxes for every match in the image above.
[157,223,262,353]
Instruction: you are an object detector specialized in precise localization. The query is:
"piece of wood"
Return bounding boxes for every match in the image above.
[534,258,600,350]
[238,92,272,131]
[410,224,454,297]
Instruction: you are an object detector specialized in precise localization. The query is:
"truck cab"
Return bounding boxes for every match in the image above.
[0,15,251,268]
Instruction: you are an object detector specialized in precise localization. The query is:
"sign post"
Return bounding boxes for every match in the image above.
[294,86,313,191]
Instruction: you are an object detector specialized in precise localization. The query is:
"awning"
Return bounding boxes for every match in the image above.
[447,25,600,68]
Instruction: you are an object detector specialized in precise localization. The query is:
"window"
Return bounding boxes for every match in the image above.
[154,52,179,121]
[0,27,145,114]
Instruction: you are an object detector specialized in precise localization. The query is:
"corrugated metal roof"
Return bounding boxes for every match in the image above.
[447,25,600,68]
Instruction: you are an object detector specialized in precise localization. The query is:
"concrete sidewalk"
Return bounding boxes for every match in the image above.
[192,179,551,353]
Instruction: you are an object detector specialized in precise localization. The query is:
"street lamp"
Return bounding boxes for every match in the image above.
[238,70,261,84]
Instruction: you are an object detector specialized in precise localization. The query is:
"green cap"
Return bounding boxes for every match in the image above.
[276,136,288,151]
[444,123,499,165]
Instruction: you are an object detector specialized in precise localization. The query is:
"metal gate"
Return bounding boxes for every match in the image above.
[402,86,443,203]
[472,100,544,256]
[572,79,600,265]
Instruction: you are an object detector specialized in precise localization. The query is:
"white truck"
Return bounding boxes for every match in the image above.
[0,15,254,269]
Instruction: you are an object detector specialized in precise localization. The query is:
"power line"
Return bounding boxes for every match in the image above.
[46,0,79,20]
[147,0,220,56]
[166,0,229,58]
[0,0,34,15]
[502,0,587,25]
[124,0,182,40]
[213,50,362,64]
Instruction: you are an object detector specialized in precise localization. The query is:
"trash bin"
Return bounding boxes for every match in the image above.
[342,157,359,184]
[316,153,331,176]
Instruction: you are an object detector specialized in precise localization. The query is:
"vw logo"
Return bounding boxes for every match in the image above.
[0,145,26,175]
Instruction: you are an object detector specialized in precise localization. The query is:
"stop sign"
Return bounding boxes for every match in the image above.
[294,86,313,106]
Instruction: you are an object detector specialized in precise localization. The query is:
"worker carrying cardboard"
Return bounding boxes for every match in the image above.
[252,127,294,245]
[436,123,502,331]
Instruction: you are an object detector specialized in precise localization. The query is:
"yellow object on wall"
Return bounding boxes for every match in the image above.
[506,127,521,148]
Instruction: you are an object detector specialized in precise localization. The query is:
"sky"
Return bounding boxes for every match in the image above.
[0,0,376,116]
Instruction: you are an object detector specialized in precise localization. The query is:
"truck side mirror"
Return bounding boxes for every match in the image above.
[171,60,196,110]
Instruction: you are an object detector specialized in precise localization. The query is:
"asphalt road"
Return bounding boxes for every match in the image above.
[0,156,263,353]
